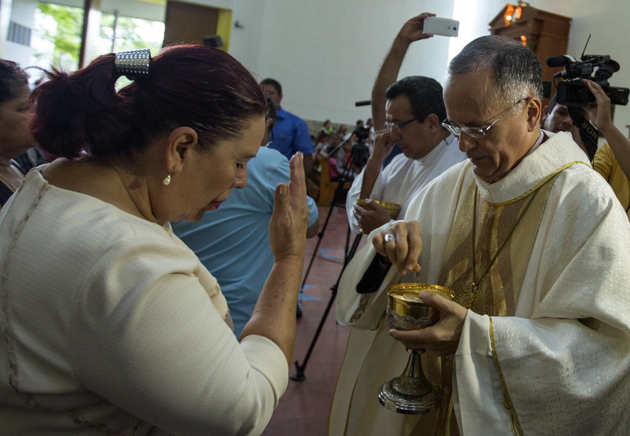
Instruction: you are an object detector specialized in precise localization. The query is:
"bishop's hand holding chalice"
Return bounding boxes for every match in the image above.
[372,221,468,414]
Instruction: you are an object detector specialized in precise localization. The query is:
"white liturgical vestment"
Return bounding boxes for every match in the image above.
[331,131,630,435]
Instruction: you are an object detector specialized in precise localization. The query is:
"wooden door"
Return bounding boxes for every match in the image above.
[163,1,218,47]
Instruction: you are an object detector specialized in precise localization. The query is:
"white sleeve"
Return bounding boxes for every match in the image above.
[345,170,364,234]
[70,239,288,436]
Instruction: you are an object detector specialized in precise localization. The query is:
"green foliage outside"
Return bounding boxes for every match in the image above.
[35,3,83,71]
[99,14,164,55]
[35,2,164,72]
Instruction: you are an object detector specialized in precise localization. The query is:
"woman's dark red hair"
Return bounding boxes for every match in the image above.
[31,45,266,159]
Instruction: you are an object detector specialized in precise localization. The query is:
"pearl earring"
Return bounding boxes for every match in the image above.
[162,174,172,186]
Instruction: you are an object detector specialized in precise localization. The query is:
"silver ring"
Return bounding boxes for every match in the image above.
[384,233,395,243]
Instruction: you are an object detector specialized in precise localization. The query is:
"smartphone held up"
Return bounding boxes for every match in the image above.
[422,17,459,37]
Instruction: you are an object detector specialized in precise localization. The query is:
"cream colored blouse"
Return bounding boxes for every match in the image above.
[0,169,288,435]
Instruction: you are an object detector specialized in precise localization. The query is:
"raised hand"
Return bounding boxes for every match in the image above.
[269,153,309,263]
[584,79,614,133]
[397,12,437,45]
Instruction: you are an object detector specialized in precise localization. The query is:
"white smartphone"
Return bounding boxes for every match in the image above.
[423,17,459,37]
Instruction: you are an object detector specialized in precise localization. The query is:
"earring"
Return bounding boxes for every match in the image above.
[162,174,172,186]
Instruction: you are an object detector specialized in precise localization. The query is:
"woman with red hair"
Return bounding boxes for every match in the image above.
[0,46,308,435]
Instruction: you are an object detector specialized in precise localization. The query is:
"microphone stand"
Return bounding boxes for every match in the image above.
[291,141,360,382]
[298,135,353,291]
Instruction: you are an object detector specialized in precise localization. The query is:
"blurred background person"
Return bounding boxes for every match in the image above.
[261,77,315,175]
[0,59,35,207]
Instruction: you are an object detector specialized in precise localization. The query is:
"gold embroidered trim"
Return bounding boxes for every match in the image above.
[487,161,588,206]
[489,317,523,435]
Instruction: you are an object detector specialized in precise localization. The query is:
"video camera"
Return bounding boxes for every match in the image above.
[547,54,629,106]
[353,125,370,144]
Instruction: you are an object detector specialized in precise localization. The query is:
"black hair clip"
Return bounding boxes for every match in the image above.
[114,48,151,81]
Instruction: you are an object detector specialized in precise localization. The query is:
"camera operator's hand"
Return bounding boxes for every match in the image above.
[354,199,391,234]
[397,12,436,45]
[584,80,614,133]
[584,79,630,183]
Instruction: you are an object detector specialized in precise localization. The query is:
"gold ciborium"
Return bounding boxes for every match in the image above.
[378,283,454,414]
[356,199,401,220]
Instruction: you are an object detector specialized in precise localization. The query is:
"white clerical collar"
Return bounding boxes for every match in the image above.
[525,130,546,156]
[474,131,590,204]
[417,134,457,164]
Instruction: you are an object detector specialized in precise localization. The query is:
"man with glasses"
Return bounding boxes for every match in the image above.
[335,33,630,436]
[345,12,465,236]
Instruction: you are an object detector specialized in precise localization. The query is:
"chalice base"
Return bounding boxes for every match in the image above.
[378,377,437,414]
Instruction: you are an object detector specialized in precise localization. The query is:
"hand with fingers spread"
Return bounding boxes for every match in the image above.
[354,199,391,234]
[389,291,468,354]
[372,221,422,274]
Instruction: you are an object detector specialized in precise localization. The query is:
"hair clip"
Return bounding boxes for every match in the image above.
[114,49,151,81]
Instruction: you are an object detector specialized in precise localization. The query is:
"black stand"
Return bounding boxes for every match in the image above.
[292,138,364,381]
[291,206,364,382]
[298,178,348,292]
[297,136,353,291]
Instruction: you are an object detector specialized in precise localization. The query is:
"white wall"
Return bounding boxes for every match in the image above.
[231,0,630,129]
[231,0,455,124]
[229,0,265,75]
[0,0,14,58]
[3,0,37,66]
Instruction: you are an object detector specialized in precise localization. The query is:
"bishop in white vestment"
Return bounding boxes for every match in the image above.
[330,33,630,436]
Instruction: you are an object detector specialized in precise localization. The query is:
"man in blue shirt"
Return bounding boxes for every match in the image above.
[260,78,315,173]
[173,145,319,336]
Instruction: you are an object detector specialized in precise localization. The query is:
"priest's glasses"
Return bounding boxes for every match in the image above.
[378,283,454,414]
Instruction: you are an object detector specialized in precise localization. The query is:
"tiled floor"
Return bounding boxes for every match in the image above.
[262,205,361,436]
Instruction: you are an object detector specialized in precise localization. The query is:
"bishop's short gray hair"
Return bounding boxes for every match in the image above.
[448,35,543,107]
